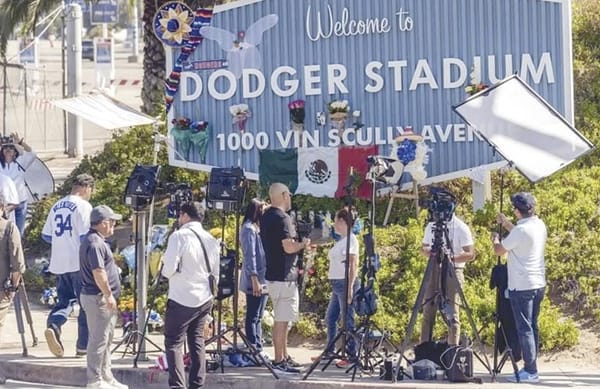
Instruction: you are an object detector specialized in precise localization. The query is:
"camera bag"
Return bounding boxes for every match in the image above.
[441,346,480,383]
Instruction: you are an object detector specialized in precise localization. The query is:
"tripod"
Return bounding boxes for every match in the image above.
[394,214,492,381]
[111,210,163,366]
[204,201,278,378]
[12,281,38,356]
[303,173,360,380]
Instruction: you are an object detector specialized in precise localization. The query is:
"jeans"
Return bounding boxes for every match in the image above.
[80,294,117,385]
[509,287,545,374]
[245,293,267,351]
[14,201,27,235]
[164,299,213,389]
[325,279,359,357]
[47,271,88,351]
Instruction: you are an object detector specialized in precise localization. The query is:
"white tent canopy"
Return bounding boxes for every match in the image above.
[51,93,156,130]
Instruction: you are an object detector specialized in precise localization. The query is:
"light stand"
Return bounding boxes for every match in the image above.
[302,172,358,380]
[203,175,278,379]
[491,170,520,382]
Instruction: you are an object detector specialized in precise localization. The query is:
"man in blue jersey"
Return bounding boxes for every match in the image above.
[42,174,94,358]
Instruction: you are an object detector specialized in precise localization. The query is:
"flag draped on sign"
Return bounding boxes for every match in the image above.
[259,146,378,200]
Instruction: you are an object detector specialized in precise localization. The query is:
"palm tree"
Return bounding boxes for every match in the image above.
[0,0,232,115]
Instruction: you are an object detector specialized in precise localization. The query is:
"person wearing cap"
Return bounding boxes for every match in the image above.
[0,191,25,339]
[79,205,127,389]
[161,201,219,389]
[493,192,546,384]
[41,173,95,358]
[0,131,37,234]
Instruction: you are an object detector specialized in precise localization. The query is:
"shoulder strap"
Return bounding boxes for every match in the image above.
[188,227,212,274]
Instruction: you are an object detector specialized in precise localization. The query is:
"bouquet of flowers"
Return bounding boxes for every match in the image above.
[229,103,251,132]
[465,66,489,96]
[288,99,306,132]
[387,126,431,184]
[328,99,349,129]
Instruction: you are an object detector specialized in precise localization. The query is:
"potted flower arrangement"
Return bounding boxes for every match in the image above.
[229,103,251,132]
[288,99,306,132]
[328,99,349,129]
[170,117,210,161]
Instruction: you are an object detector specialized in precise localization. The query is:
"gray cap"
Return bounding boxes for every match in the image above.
[90,205,123,225]
[511,192,536,213]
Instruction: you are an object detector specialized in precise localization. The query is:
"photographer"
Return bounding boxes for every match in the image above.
[0,193,25,338]
[162,202,219,389]
[261,183,309,374]
[420,190,475,346]
[492,192,546,384]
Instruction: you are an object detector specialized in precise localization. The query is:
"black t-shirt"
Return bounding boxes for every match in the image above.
[261,207,298,282]
[79,230,121,299]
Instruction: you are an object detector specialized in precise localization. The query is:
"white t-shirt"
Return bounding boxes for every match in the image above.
[161,221,220,308]
[1,151,36,202]
[0,173,19,223]
[42,194,92,274]
[501,216,547,291]
[328,234,359,279]
[422,215,474,269]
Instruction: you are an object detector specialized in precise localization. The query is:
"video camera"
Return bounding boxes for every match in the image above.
[422,187,456,224]
[164,182,193,218]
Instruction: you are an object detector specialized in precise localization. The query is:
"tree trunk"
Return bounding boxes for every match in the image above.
[141,0,166,115]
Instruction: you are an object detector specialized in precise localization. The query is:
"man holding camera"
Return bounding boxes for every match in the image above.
[420,200,475,346]
[0,192,25,338]
[261,183,310,374]
[493,192,546,384]
[162,202,219,389]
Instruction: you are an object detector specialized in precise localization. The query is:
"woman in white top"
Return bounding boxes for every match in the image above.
[0,131,36,234]
[320,208,360,366]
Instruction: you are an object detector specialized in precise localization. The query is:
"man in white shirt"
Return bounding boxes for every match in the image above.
[162,202,219,389]
[420,203,475,346]
[41,174,94,358]
[0,172,19,220]
[493,192,546,384]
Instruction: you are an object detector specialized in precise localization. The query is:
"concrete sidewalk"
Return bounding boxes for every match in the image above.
[0,300,598,388]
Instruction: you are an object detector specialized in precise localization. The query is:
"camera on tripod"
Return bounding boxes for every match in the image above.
[164,182,193,219]
[422,187,456,224]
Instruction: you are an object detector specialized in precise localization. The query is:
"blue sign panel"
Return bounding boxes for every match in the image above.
[90,0,117,24]
[168,0,573,181]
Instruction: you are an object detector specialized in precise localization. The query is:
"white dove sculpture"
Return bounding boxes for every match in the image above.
[200,14,279,79]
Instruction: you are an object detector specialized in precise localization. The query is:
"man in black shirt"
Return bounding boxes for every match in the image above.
[261,183,309,373]
[79,205,127,389]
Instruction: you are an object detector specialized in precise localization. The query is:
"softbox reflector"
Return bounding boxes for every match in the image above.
[453,75,594,183]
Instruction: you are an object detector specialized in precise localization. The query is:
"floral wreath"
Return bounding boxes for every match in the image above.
[153,1,194,47]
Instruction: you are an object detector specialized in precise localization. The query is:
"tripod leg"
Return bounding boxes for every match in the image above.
[13,293,27,357]
[17,283,38,346]
[393,255,436,381]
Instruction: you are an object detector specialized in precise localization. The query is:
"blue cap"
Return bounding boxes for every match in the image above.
[511,192,536,213]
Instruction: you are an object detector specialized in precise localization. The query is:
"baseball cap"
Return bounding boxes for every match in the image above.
[90,205,123,225]
[511,192,536,213]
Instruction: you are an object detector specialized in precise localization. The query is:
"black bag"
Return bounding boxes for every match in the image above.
[414,341,449,368]
[189,228,218,297]
[441,346,475,383]
[353,284,377,316]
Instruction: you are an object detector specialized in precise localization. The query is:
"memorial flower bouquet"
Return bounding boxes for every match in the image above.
[465,67,489,96]
[328,99,349,129]
[288,99,306,132]
[229,103,251,132]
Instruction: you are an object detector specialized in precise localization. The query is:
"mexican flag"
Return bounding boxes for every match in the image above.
[259,145,378,200]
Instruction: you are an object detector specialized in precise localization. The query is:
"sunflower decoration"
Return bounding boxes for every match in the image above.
[153,1,194,47]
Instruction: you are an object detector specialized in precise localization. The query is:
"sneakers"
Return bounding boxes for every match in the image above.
[75,349,87,358]
[286,355,302,367]
[272,360,300,373]
[44,326,64,358]
[105,378,129,389]
[335,358,356,369]
[508,368,540,383]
